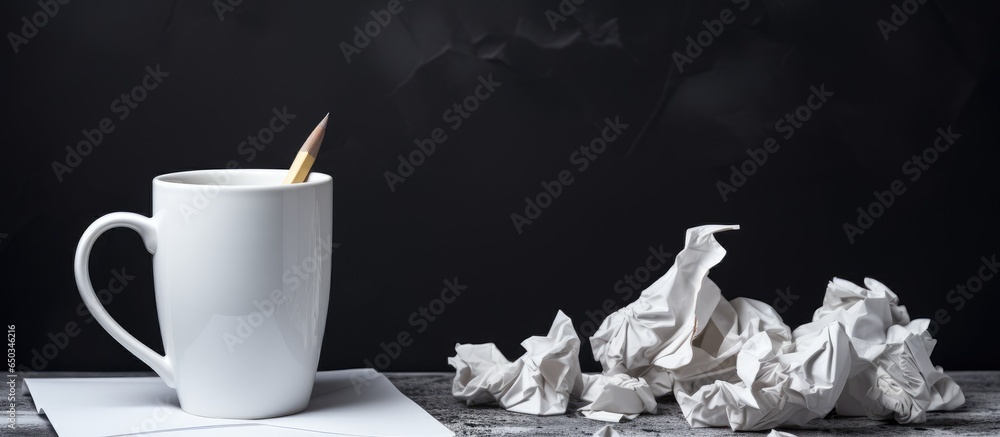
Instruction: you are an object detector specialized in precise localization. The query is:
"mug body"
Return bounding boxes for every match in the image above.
[151,169,333,419]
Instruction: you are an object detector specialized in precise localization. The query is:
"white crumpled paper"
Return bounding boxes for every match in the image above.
[448,310,581,415]
[591,424,622,437]
[576,373,657,422]
[448,224,965,431]
[801,278,965,424]
[448,310,656,420]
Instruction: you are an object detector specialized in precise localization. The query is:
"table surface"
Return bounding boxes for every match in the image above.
[10,371,999,436]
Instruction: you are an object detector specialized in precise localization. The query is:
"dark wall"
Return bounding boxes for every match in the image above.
[2,0,998,373]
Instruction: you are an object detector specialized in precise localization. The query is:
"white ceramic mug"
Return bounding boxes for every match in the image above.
[74,169,333,419]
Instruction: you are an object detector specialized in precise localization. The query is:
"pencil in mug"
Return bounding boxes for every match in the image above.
[283,113,329,184]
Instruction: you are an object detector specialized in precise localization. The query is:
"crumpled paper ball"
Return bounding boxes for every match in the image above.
[576,373,657,421]
[448,224,965,431]
[448,310,581,415]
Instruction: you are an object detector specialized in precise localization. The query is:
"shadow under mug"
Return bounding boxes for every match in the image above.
[74,169,333,419]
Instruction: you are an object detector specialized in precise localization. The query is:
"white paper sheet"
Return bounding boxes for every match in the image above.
[448,224,965,431]
[25,369,454,437]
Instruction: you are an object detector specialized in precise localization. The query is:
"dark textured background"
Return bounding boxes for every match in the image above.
[1,0,998,373]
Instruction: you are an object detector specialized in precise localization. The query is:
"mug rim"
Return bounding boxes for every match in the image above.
[153,169,332,190]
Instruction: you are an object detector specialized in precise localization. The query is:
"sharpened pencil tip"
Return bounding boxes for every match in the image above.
[284,113,330,183]
[299,113,328,157]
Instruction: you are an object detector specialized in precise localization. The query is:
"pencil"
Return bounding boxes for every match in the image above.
[283,113,329,184]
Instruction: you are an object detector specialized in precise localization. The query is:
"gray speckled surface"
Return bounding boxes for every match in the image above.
[10,371,1000,436]
[394,372,1000,436]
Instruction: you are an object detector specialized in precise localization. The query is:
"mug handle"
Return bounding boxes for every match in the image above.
[74,212,175,388]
